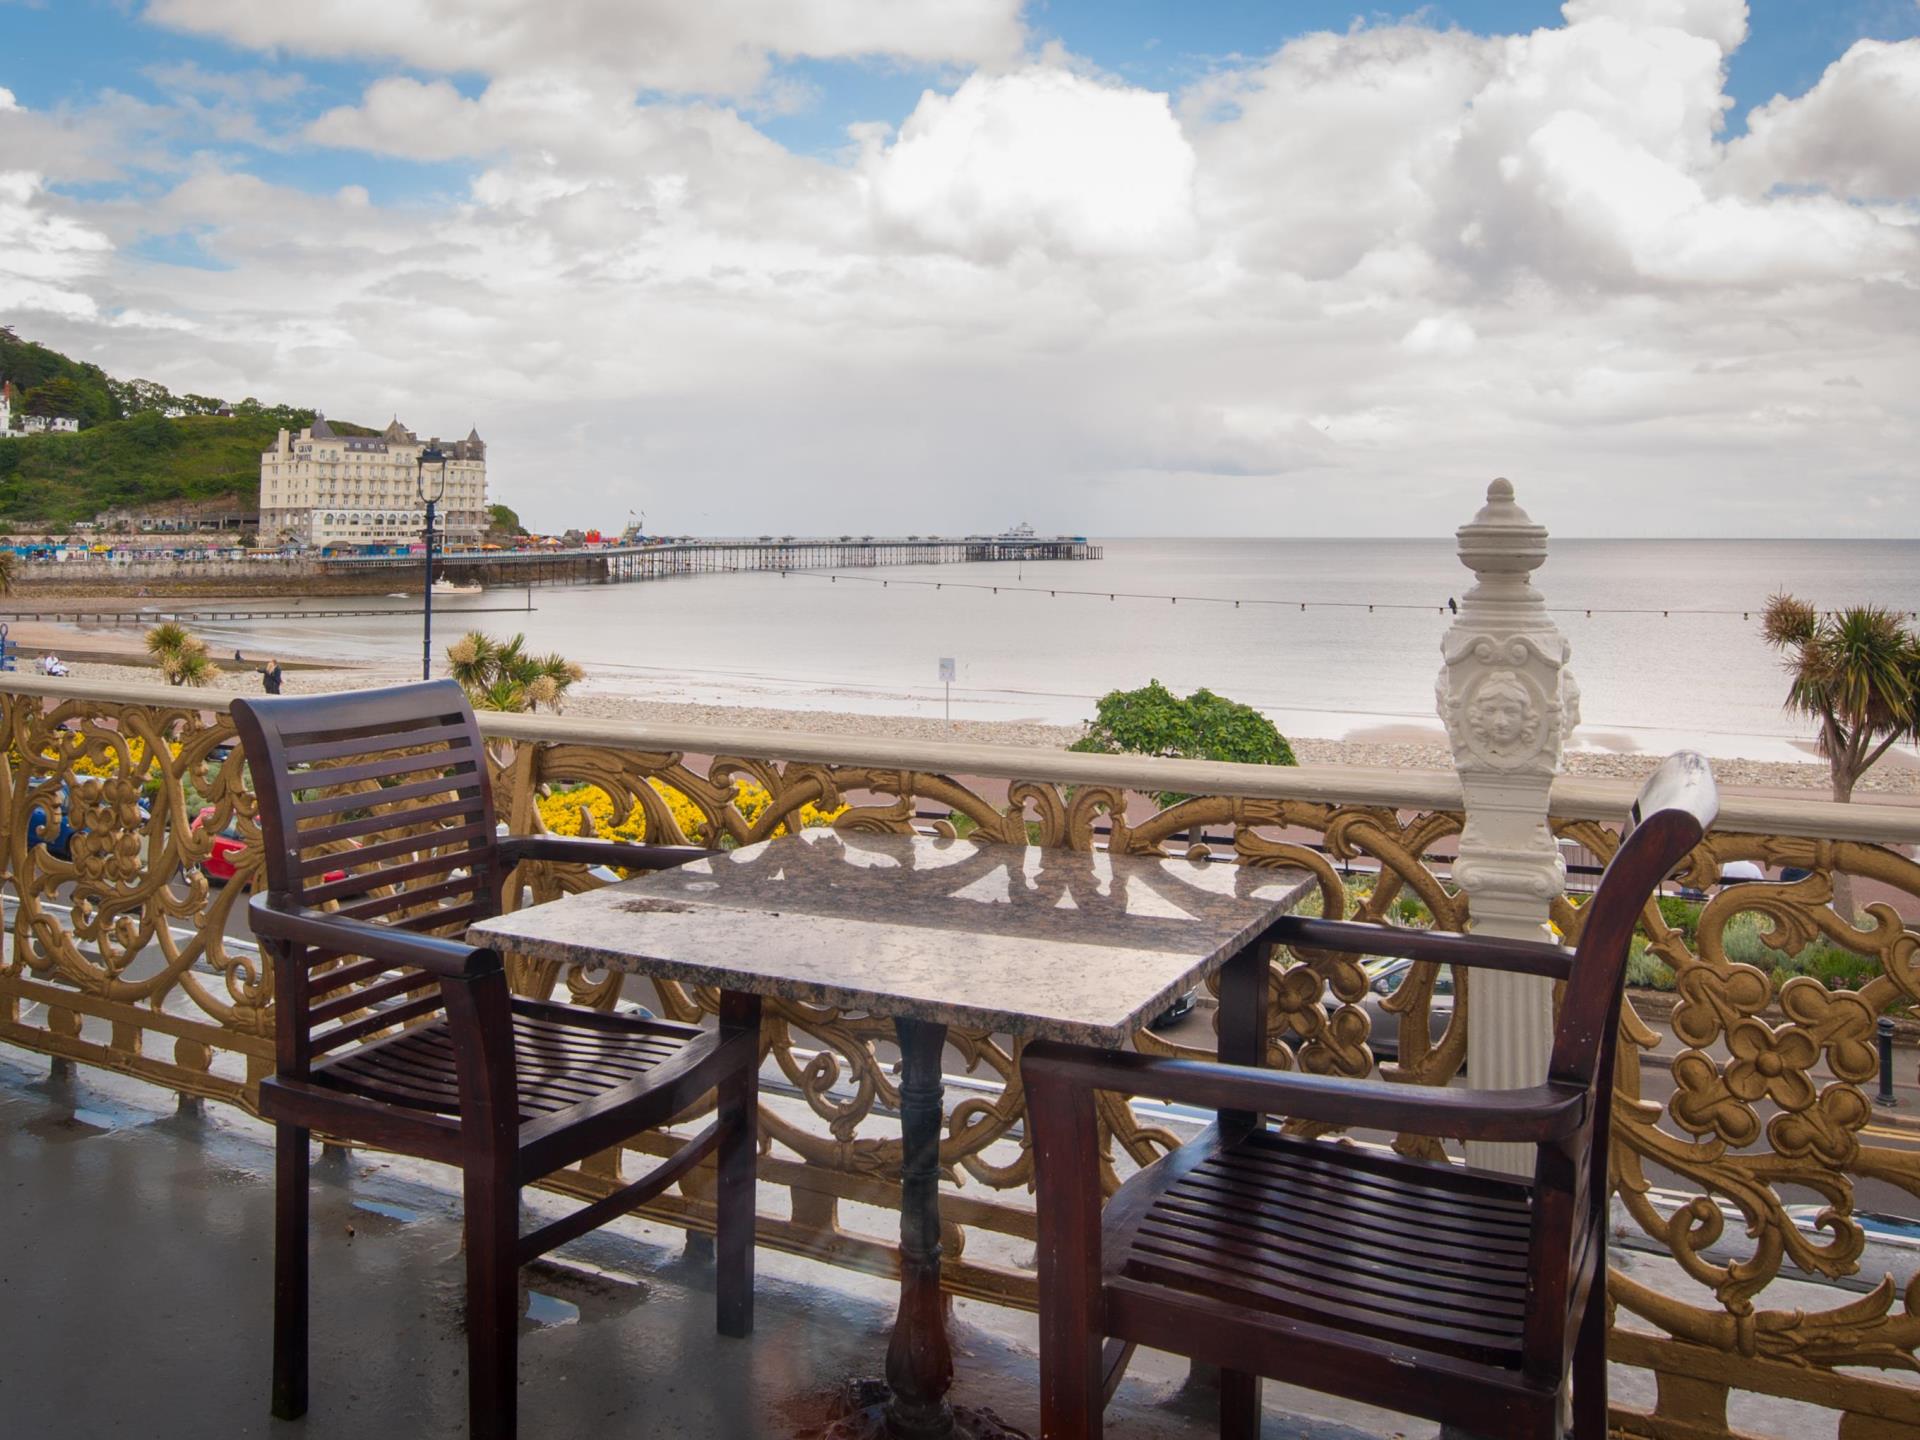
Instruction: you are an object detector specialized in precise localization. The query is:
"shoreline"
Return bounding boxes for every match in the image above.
[23,654,1919,797]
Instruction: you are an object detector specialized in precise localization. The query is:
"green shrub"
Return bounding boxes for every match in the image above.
[1655,895,1701,940]
[1772,944,1880,992]
[1625,941,1677,992]
[1071,679,1295,807]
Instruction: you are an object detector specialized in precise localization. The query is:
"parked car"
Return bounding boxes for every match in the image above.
[1294,954,1455,1060]
[27,783,152,864]
[188,807,390,900]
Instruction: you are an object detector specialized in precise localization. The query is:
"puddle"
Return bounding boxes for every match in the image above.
[351,1198,421,1225]
[25,1107,124,1141]
[524,1291,579,1328]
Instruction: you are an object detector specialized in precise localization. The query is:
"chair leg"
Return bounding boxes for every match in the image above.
[1220,1369,1262,1440]
[714,1013,760,1339]
[272,1123,310,1421]
[1572,1268,1609,1440]
[1030,1085,1104,1440]
[464,1171,520,1440]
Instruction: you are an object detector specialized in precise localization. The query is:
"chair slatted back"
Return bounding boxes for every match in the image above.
[1525,750,1716,1378]
[232,681,507,1076]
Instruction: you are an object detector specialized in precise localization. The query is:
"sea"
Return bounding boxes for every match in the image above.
[166,539,1920,764]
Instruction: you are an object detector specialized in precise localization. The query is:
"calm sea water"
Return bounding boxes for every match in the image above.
[165,539,1920,762]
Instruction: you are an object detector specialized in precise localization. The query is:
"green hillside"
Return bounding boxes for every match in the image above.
[0,327,331,527]
[0,410,316,526]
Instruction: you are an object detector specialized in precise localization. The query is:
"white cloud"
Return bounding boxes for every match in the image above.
[863,67,1197,260]
[6,3,1916,537]
[1402,314,1477,357]
[1559,0,1749,51]
[1722,39,1920,199]
[144,0,1025,98]
[0,172,112,319]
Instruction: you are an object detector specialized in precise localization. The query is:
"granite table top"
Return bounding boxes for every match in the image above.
[470,831,1313,1047]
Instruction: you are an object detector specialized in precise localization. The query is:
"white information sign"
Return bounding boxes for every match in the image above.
[938,657,956,683]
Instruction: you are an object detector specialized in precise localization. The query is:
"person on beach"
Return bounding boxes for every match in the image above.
[39,653,69,677]
[234,651,284,694]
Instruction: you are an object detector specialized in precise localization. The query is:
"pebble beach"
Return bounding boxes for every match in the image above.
[33,653,1920,797]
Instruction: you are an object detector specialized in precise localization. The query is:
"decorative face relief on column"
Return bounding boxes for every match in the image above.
[1437,637,1579,775]
[1435,478,1577,785]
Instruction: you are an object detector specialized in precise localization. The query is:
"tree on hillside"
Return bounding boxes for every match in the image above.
[24,377,102,426]
[108,377,180,417]
[0,331,117,422]
[487,503,525,536]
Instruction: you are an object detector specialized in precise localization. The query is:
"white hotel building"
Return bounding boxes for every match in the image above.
[259,416,488,549]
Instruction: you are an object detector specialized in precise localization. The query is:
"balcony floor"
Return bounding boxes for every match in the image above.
[1,1045,1837,1440]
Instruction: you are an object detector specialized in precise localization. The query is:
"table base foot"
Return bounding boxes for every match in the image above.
[796,1378,1033,1440]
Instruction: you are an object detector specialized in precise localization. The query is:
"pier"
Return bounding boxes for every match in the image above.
[317,534,1101,587]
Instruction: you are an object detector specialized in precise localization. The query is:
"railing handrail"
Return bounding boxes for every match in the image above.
[2,673,1913,847]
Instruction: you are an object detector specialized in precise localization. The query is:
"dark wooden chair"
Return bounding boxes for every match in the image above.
[232,680,762,1440]
[1022,751,1716,1440]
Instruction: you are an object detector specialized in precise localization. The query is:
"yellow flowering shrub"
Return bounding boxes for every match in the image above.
[535,778,844,848]
[65,739,180,778]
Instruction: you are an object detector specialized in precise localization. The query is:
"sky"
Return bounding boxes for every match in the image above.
[1,1,1917,538]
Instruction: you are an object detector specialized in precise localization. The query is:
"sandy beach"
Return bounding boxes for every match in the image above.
[26,649,1918,797]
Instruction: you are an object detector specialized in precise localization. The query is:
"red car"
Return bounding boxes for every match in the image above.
[194,807,350,888]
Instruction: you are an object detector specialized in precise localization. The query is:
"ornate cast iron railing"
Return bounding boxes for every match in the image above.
[1,675,1916,1439]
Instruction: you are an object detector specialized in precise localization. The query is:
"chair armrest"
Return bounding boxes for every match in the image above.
[1273,915,1573,980]
[248,892,501,980]
[496,835,720,873]
[1021,1041,1587,1144]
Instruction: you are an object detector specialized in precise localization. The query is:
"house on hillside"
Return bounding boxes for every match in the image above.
[0,381,79,436]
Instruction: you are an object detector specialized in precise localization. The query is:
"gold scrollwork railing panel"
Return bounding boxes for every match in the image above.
[1549,817,1920,1437]
[4,678,1919,1438]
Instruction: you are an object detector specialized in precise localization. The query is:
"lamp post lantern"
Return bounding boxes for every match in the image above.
[415,445,447,680]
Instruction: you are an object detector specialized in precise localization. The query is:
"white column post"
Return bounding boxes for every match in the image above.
[1436,478,1579,1175]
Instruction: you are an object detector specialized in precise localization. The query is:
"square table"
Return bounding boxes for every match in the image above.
[473,830,1312,1439]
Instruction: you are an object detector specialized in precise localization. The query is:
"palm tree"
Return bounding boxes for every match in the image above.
[445,631,584,714]
[161,646,223,688]
[1763,596,1920,804]
[531,651,584,710]
[445,631,500,694]
[145,621,222,688]
[1763,595,1920,920]
[144,621,193,664]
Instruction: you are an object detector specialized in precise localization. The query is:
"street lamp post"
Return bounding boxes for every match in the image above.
[416,446,447,681]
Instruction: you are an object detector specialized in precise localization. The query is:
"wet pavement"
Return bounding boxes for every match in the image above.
[0,1042,1864,1439]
